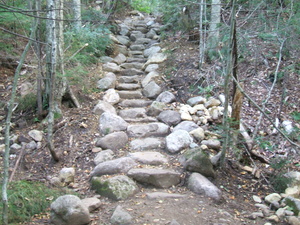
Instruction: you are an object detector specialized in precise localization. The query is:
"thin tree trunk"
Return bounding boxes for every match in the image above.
[46,0,59,161]
[73,0,82,29]
[220,0,236,166]
[199,0,205,65]
[209,0,221,49]
[2,17,38,225]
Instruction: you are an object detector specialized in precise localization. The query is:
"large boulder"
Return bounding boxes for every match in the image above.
[99,112,128,135]
[50,195,90,225]
[91,175,138,201]
[173,121,199,132]
[93,100,116,115]
[142,81,162,99]
[166,130,193,154]
[183,149,215,178]
[188,173,222,201]
[95,131,128,150]
[157,110,181,126]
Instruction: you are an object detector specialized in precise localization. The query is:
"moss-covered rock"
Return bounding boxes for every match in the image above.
[91,175,139,201]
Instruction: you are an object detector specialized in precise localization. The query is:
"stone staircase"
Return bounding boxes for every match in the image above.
[90,12,222,203]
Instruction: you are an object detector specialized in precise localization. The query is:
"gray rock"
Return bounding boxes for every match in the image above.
[28,130,43,142]
[118,75,140,84]
[142,81,162,99]
[110,205,132,225]
[201,139,221,150]
[204,98,221,108]
[130,31,145,41]
[97,77,116,90]
[145,64,159,73]
[157,110,181,126]
[116,83,140,90]
[146,29,157,39]
[135,38,152,45]
[91,175,138,201]
[81,197,101,212]
[94,149,114,165]
[102,62,121,73]
[173,121,199,132]
[188,173,222,201]
[103,89,120,105]
[146,192,186,200]
[100,56,113,63]
[183,149,215,178]
[144,53,167,67]
[115,44,128,56]
[166,130,193,154]
[187,96,206,106]
[127,122,169,138]
[93,100,116,115]
[252,195,262,203]
[99,112,128,135]
[128,168,181,188]
[156,91,176,103]
[126,57,146,63]
[147,101,166,117]
[128,152,168,165]
[59,168,75,185]
[116,35,130,46]
[141,71,159,87]
[265,193,282,204]
[170,219,181,225]
[210,152,222,166]
[275,208,285,219]
[119,108,147,120]
[91,157,137,177]
[144,46,161,58]
[96,131,128,150]
[129,137,165,151]
[287,216,300,225]
[50,195,90,225]
[10,143,22,153]
[20,82,33,96]
[189,127,205,142]
[113,53,127,65]
[119,24,130,36]
[26,141,37,150]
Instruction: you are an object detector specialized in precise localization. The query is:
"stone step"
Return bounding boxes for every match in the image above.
[126,58,147,63]
[118,99,152,107]
[128,151,168,165]
[117,90,143,99]
[118,108,147,119]
[127,168,181,188]
[123,117,158,123]
[135,38,152,45]
[129,137,165,151]
[120,68,144,76]
[130,44,145,51]
[127,122,170,138]
[120,62,143,70]
[116,83,141,90]
[128,51,143,56]
[118,75,140,84]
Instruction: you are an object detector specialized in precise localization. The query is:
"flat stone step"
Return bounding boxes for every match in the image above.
[128,151,168,165]
[120,62,143,70]
[127,122,170,137]
[127,168,181,188]
[120,68,144,76]
[135,38,152,45]
[130,44,145,51]
[129,137,165,151]
[119,108,147,119]
[116,83,140,90]
[123,117,158,123]
[118,75,140,84]
[146,192,187,200]
[128,51,143,56]
[117,90,143,99]
[126,58,147,63]
[119,99,152,107]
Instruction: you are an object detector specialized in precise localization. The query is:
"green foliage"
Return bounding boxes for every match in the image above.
[81,8,108,25]
[132,0,157,13]
[18,93,37,112]
[197,85,214,98]
[0,180,70,223]
[64,25,112,65]
[269,158,293,192]
[291,111,300,121]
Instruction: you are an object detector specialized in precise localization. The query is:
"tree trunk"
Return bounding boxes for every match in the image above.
[199,0,206,65]
[73,0,82,29]
[220,0,237,166]
[2,16,38,225]
[46,0,60,162]
[208,0,221,50]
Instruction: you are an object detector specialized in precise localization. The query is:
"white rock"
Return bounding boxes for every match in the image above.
[282,120,293,134]
[59,168,75,184]
[103,89,120,105]
[28,130,43,142]
[265,193,282,204]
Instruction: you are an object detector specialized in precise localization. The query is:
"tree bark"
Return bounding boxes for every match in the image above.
[73,0,82,29]
[208,0,221,49]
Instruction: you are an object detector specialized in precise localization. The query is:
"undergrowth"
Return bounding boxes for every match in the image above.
[0,180,75,224]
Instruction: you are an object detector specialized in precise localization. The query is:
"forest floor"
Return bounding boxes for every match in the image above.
[0,13,300,225]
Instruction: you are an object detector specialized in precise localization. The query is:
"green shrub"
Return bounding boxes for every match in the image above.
[64,25,112,65]
[0,180,72,223]
[269,158,293,192]
[18,93,37,112]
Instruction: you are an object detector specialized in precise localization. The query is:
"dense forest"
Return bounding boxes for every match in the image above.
[0,0,299,224]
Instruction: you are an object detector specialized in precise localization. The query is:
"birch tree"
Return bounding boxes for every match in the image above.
[73,0,82,29]
[208,0,221,50]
